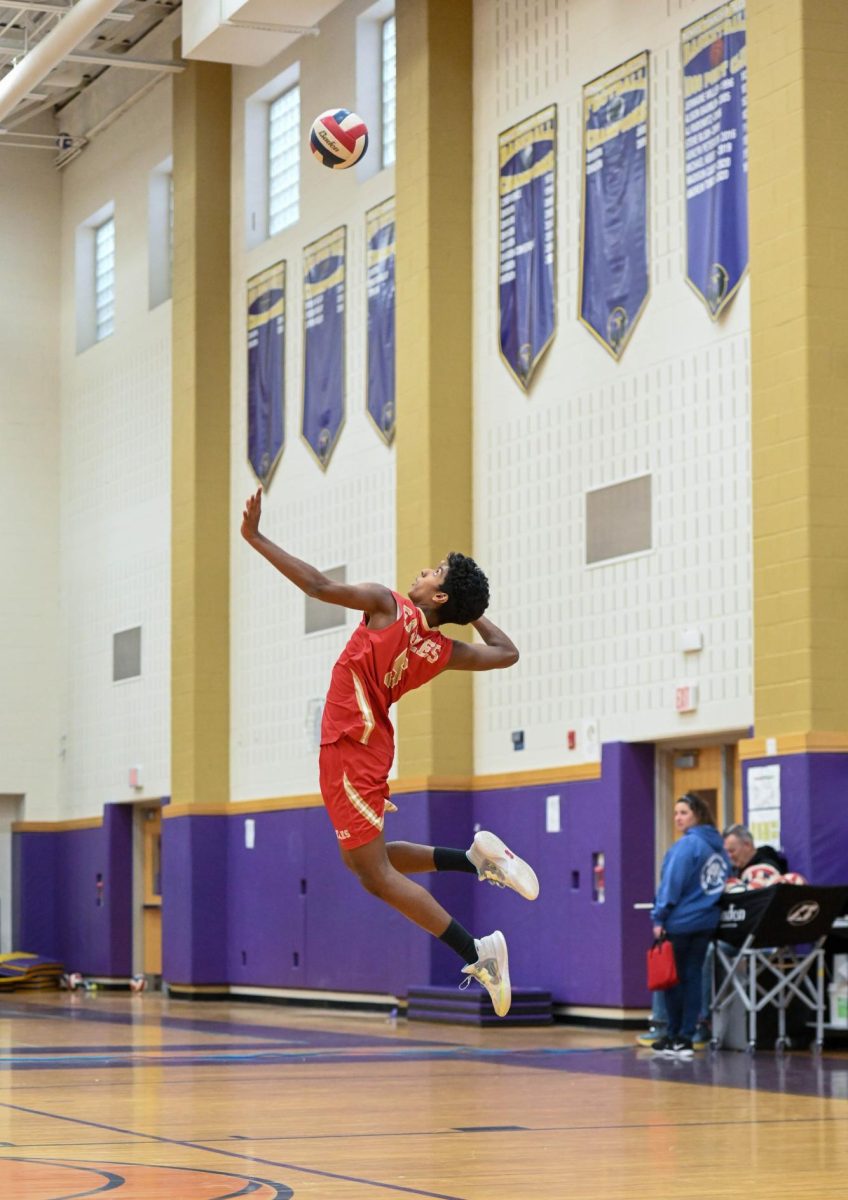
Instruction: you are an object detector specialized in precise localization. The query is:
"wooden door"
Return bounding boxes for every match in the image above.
[141,807,162,976]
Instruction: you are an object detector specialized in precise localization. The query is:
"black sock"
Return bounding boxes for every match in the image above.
[433,846,477,874]
[439,918,478,965]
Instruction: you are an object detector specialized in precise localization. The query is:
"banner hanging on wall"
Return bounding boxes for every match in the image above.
[579,52,649,360]
[303,227,346,470]
[247,261,285,488]
[498,104,556,392]
[366,198,396,445]
[682,0,748,319]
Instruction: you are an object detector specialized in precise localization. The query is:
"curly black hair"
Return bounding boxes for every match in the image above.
[438,552,490,625]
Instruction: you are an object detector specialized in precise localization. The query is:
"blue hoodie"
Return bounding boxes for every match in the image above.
[651,824,730,934]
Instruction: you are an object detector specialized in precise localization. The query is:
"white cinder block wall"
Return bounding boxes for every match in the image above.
[0,146,61,815]
[56,82,173,818]
[472,0,753,774]
[230,0,397,802]
[3,0,754,821]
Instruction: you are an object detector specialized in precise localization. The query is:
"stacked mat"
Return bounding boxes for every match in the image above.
[0,952,64,991]
[407,985,553,1026]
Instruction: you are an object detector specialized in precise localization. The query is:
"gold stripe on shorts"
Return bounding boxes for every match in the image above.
[342,772,384,831]
[350,669,376,745]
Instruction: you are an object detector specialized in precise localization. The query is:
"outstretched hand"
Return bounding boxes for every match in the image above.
[241,487,263,542]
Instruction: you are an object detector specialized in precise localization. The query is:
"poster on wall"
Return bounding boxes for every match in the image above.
[747,763,781,849]
[247,261,285,488]
[682,0,748,319]
[579,52,649,360]
[302,227,346,469]
[366,198,396,445]
[498,104,556,392]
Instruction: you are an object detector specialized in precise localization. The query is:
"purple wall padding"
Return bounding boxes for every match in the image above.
[162,813,228,984]
[16,743,657,1007]
[743,752,848,885]
[12,803,132,975]
[469,741,655,1008]
[217,793,474,997]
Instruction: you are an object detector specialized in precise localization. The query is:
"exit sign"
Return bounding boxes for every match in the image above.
[675,683,699,713]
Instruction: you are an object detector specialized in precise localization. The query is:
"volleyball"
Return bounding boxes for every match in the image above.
[742,863,781,889]
[309,108,369,169]
[780,871,808,886]
[724,877,746,893]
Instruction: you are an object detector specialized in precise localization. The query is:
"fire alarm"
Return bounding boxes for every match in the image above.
[567,729,576,750]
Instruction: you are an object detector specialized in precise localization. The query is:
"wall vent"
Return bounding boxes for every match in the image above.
[113,626,142,681]
[586,474,652,564]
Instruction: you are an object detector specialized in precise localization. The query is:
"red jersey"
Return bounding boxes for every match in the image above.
[320,590,454,764]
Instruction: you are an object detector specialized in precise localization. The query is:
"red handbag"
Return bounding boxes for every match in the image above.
[647,936,678,991]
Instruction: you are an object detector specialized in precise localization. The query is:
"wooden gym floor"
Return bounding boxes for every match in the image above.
[0,992,846,1198]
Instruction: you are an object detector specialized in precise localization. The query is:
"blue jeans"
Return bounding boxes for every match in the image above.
[664,930,713,1041]
[651,943,714,1032]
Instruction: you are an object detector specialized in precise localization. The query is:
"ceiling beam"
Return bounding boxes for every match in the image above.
[0,0,123,121]
[0,1,132,18]
[66,49,182,70]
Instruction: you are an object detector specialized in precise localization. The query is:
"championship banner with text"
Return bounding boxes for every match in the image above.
[247,261,285,488]
[366,198,396,445]
[579,53,649,359]
[303,227,346,469]
[682,0,748,319]
[498,105,556,392]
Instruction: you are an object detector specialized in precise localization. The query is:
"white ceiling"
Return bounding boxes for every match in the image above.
[0,0,345,155]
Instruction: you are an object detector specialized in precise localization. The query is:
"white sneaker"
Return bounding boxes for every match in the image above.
[460,930,511,1017]
[467,831,539,900]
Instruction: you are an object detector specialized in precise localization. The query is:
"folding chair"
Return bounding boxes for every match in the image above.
[710,884,848,1053]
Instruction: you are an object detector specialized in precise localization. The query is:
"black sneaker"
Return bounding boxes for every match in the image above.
[670,1038,694,1059]
[651,1035,673,1053]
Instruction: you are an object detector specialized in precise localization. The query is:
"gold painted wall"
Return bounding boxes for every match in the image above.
[395,0,475,779]
[171,60,232,806]
[748,0,848,734]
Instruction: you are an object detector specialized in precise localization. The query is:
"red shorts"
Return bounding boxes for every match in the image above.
[318,739,391,850]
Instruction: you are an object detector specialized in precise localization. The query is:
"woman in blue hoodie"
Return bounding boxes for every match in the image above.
[651,793,730,1057]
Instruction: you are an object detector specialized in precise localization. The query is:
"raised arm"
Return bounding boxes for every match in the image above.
[241,488,396,618]
[445,616,519,672]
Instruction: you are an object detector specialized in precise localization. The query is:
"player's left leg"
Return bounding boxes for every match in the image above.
[343,833,512,1017]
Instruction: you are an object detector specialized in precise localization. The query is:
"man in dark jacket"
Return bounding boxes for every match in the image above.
[723,824,788,876]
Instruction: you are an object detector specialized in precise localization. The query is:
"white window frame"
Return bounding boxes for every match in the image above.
[268,84,300,236]
[149,156,173,309]
[381,14,396,168]
[244,63,300,250]
[355,0,395,183]
[75,200,115,353]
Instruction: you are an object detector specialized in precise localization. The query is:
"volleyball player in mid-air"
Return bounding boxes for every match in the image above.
[241,487,538,1016]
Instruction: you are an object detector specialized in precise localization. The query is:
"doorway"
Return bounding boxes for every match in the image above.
[133,804,162,982]
[656,742,743,874]
[0,795,23,954]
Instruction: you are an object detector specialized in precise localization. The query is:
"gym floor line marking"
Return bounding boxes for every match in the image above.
[0,1100,468,1200]
[4,1107,847,1159]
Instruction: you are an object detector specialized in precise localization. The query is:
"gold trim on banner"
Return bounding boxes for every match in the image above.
[681,0,748,322]
[578,51,651,362]
[246,259,286,490]
[365,196,396,447]
[301,226,347,472]
[496,103,558,394]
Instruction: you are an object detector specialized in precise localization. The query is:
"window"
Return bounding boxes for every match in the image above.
[75,201,115,353]
[245,64,299,249]
[149,158,173,308]
[94,216,115,341]
[355,1,394,182]
[381,15,396,167]
[268,84,300,235]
